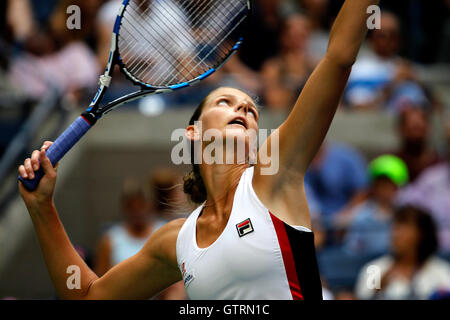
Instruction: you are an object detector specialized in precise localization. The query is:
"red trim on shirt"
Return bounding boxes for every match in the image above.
[269,212,304,300]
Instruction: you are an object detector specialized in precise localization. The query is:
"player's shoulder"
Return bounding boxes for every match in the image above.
[166,218,187,235]
[152,218,187,243]
[146,218,186,261]
[165,218,187,230]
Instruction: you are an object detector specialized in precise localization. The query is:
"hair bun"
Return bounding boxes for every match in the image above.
[183,170,207,204]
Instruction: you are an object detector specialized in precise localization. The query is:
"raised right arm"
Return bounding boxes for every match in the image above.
[18,143,184,299]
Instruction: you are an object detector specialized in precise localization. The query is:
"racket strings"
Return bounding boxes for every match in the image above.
[121,1,197,80]
[130,0,211,79]
[171,0,246,62]
[124,4,199,81]
[120,0,212,84]
[124,0,241,82]
[164,1,248,84]
[152,0,237,85]
[162,0,247,84]
[127,0,226,81]
[118,0,248,87]
[178,0,241,62]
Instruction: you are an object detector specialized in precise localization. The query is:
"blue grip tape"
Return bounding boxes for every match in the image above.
[18,116,91,191]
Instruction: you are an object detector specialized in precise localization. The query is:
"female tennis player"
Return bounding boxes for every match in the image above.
[18,0,379,300]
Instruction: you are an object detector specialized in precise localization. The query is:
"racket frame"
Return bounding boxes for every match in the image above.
[19,0,251,191]
[84,0,251,123]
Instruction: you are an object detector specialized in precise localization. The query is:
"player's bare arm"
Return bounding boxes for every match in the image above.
[19,143,184,299]
[85,218,185,300]
[253,0,380,227]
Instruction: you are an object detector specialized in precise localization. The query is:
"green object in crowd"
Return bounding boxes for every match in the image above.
[368,155,409,187]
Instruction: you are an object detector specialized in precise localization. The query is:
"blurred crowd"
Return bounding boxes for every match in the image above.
[1,0,450,300]
[92,168,190,300]
[1,0,449,110]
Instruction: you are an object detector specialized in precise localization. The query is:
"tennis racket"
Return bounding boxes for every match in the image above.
[19,0,251,191]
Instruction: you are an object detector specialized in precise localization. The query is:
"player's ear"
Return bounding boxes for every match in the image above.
[185,124,201,142]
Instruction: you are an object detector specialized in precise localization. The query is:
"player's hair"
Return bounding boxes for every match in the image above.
[148,166,181,212]
[183,95,209,204]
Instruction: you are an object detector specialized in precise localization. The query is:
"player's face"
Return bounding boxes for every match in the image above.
[187,87,259,165]
[199,87,259,133]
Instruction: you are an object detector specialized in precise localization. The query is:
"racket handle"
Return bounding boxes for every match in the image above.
[18,116,92,191]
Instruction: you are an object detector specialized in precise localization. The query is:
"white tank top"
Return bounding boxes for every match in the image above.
[176,167,323,300]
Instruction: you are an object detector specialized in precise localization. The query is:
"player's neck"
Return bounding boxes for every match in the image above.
[201,163,247,217]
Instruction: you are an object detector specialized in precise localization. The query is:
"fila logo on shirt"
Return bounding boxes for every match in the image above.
[181,262,194,288]
[236,218,254,237]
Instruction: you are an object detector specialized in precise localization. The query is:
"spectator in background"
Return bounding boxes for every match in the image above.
[236,0,283,72]
[96,0,122,66]
[94,177,187,300]
[305,142,368,221]
[219,0,286,101]
[94,178,153,276]
[29,0,59,27]
[208,0,282,92]
[396,115,450,252]
[338,155,409,256]
[344,10,436,113]
[355,206,450,300]
[281,0,331,62]
[8,0,101,103]
[392,108,441,182]
[344,11,401,110]
[4,0,35,46]
[261,14,315,111]
[381,0,450,64]
[381,60,436,114]
[1,0,35,69]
